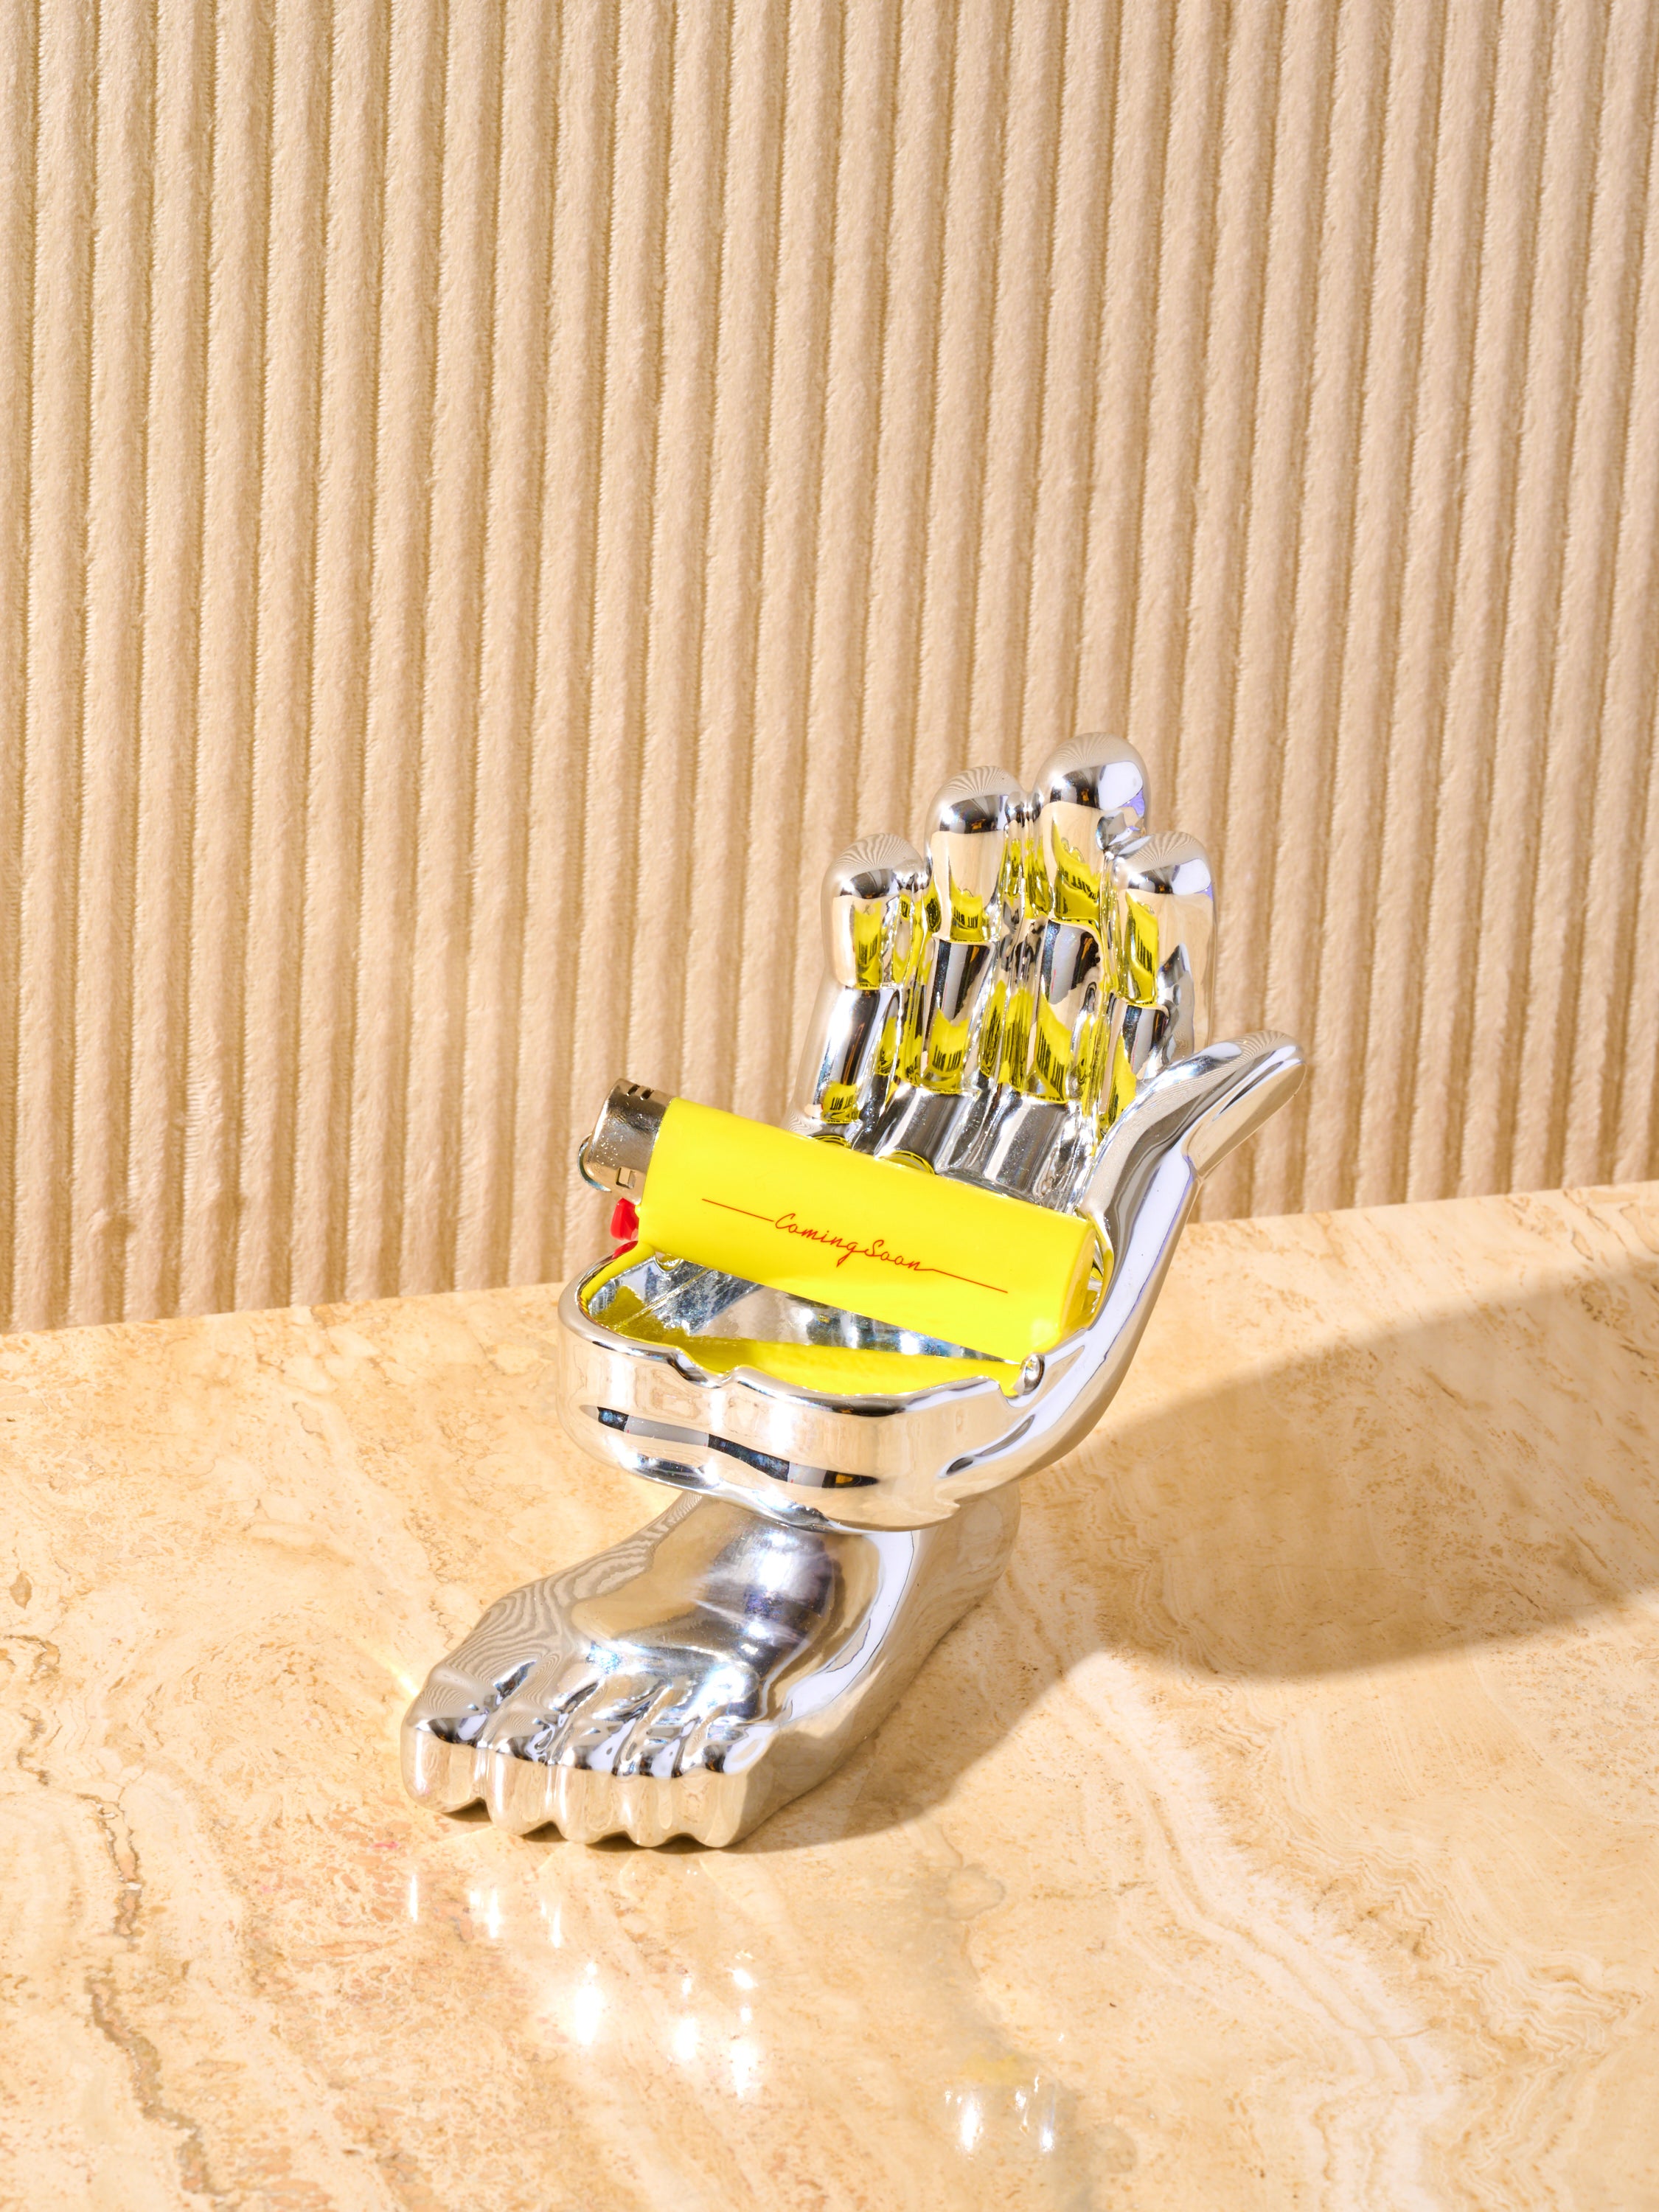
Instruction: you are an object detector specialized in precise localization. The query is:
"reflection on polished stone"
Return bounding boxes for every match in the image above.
[367,1827,1103,2200]
[2,1185,1658,2205]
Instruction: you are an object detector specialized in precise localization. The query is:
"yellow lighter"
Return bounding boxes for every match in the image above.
[581,1082,1101,1365]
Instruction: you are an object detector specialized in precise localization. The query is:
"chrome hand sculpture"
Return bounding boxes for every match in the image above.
[403,740,1304,1845]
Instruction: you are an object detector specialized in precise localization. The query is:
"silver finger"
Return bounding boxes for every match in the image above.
[956,737,1148,1202]
[1100,830,1216,1132]
[873,767,1026,1169]
[790,833,928,1141]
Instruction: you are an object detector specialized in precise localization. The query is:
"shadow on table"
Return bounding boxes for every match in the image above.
[754,1254,1659,1850]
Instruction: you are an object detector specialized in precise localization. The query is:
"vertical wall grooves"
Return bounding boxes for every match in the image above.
[692,0,785,1113]
[73,0,154,1329]
[838,7,902,849]
[879,0,959,819]
[179,0,274,1320]
[670,0,740,1118]
[744,0,845,1110]
[1172,0,1286,878]
[1211,0,1339,1224]
[346,0,447,1300]
[1354,0,1498,1211]
[619,0,727,1116]
[131,0,212,1325]
[1528,0,1657,1188]
[1412,0,1554,1207]
[1136,0,1233,829]
[792,0,894,998]
[1290,0,1397,1221]
[114,0,158,1328]
[293,0,389,1304]
[0,1,39,1322]
[1252,0,1390,1220]
[1309,0,1451,1216]
[236,0,335,1316]
[728,0,796,1114]
[680,0,787,1123]
[400,0,504,1298]
[504,1,613,1287]
[973,0,1065,785]
[0,0,1654,1334]
[1593,7,1659,1183]
[1464,0,1609,1201]
[218,0,279,1318]
[1206,0,1289,972]
[563,0,674,1242]
[1020,0,1120,804]
[18,0,96,1328]
[613,0,695,1119]
[453,0,557,1295]
[280,0,335,1310]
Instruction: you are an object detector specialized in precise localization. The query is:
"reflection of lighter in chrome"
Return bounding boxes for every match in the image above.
[1026,739,1142,1107]
[792,835,926,1138]
[1104,832,1215,1122]
[1032,732,1148,919]
[873,767,1026,1169]
[953,736,1149,1200]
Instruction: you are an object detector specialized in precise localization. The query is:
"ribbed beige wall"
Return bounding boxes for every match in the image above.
[0,0,1655,1335]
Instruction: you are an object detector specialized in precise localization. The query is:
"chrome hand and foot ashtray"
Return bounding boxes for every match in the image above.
[403,741,1304,1845]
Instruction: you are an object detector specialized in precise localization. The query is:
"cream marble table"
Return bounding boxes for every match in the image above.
[3,1187,1658,2211]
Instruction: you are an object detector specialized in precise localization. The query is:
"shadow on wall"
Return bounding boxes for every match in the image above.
[757,1252,1659,1848]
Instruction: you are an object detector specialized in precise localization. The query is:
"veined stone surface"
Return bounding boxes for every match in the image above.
[2,1186,1657,2209]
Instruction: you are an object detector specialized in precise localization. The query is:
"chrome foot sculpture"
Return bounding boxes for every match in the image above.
[404,741,1304,1844]
[403,1487,1022,1848]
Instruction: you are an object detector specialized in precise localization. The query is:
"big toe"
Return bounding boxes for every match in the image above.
[402,1667,496,1809]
